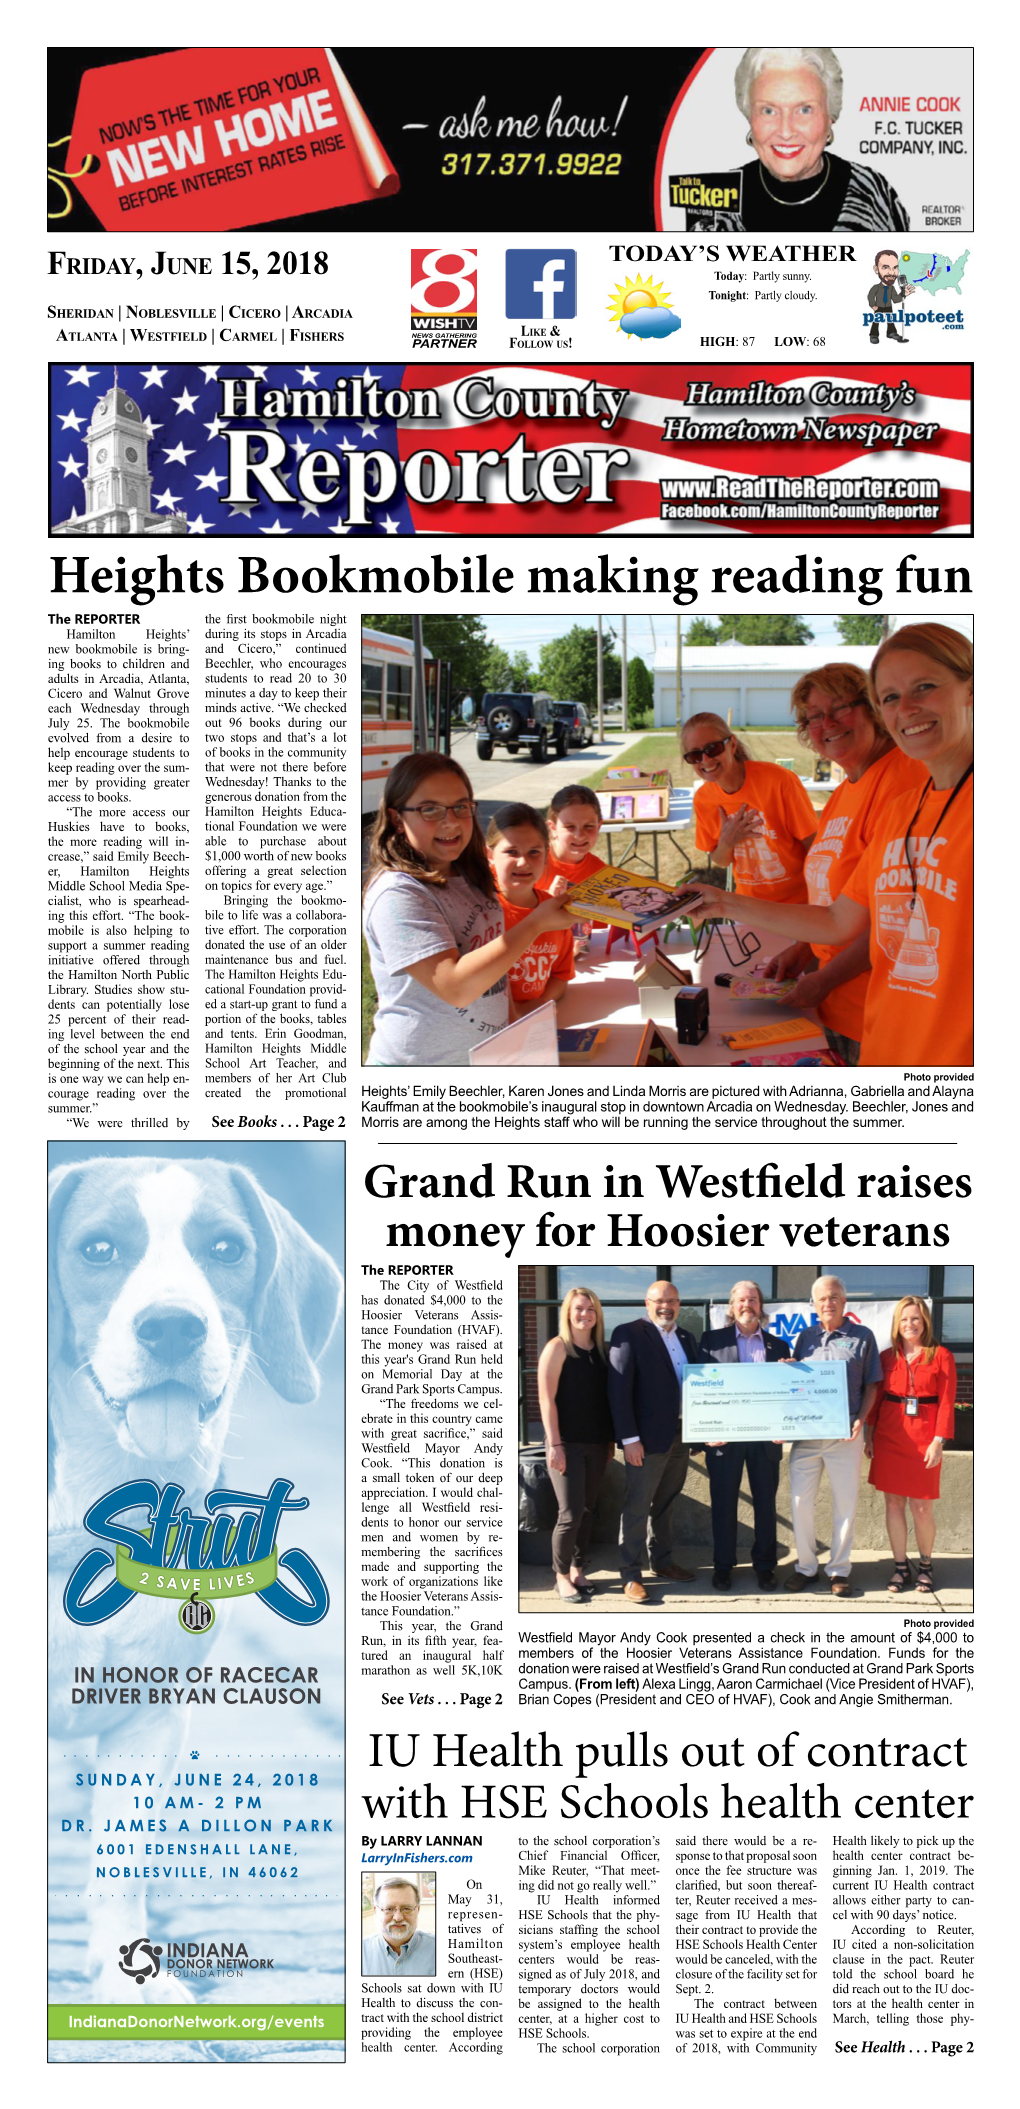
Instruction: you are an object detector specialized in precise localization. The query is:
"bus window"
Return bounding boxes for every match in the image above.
[387,663,413,722]
[362,664,383,717]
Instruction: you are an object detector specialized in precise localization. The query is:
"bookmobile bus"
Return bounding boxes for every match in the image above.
[361,627,451,812]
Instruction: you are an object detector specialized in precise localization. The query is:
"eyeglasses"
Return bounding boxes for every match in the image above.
[398,800,477,822]
[379,1902,419,1917]
[800,700,865,734]
[682,737,730,766]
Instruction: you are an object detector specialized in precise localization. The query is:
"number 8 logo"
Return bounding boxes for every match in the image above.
[411,248,477,315]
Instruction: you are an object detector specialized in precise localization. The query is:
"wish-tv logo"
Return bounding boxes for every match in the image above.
[506,249,577,320]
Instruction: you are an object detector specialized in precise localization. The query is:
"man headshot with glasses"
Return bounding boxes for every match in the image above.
[362,1877,437,1976]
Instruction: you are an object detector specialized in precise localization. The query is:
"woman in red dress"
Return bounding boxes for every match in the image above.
[865,1296,956,1594]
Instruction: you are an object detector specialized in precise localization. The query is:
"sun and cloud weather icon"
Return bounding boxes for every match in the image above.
[608,274,681,340]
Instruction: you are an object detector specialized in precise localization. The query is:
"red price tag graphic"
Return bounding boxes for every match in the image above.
[65,47,399,233]
[410,249,478,317]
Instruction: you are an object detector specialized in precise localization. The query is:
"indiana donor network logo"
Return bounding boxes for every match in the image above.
[119,1940,163,1985]
[411,248,477,348]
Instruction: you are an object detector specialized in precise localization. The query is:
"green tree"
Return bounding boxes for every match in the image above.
[361,613,491,701]
[537,624,621,709]
[481,645,515,692]
[478,643,535,692]
[626,655,654,727]
[684,614,816,646]
[835,614,887,645]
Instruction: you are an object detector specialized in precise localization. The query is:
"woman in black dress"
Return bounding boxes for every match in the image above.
[538,1288,614,1602]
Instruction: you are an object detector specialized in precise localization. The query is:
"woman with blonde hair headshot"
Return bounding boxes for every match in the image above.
[538,1287,614,1602]
[865,1297,956,1594]
[686,47,909,234]
[760,662,926,1063]
[682,711,817,901]
[685,625,973,1066]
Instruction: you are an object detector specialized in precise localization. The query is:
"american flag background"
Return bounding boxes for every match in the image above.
[50,361,415,538]
[49,361,971,537]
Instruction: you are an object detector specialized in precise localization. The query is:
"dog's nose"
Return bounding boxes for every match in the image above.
[134,1305,208,1362]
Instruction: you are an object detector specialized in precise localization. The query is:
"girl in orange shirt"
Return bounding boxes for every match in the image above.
[683,627,973,1069]
[486,803,575,1013]
[543,784,608,958]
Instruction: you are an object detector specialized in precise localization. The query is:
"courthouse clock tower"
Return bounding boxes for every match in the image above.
[54,376,188,536]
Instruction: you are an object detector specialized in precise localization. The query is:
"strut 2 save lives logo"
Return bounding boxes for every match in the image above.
[63,1476,329,1627]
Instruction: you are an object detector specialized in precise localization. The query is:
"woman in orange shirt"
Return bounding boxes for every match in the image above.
[864,1296,956,1594]
[761,663,926,1064]
[683,712,817,901]
[684,626,973,1068]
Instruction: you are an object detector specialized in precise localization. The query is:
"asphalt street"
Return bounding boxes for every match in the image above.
[447,719,651,818]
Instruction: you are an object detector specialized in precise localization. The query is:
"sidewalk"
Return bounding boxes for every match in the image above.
[519,1553,973,1614]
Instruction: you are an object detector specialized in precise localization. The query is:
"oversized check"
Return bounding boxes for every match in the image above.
[684,1361,849,1442]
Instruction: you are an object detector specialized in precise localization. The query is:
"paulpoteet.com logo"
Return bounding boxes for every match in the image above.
[119,1940,163,1984]
[506,249,576,320]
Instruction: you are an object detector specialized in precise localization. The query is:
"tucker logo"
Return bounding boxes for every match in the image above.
[119,1939,162,1984]
[668,170,743,228]
[63,1477,329,1628]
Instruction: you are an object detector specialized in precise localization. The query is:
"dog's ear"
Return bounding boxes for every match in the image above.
[49,1166,85,1372]
[230,1168,342,1402]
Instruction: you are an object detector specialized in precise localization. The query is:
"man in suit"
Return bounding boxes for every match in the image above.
[867,249,912,344]
[700,1280,787,1592]
[608,1281,702,1603]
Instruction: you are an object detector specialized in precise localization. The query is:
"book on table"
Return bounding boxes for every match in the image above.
[721,1018,825,1051]
[605,767,671,786]
[634,947,693,989]
[730,1051,845,1067]
[725,976,799,1000]
[557,1025,610,1062]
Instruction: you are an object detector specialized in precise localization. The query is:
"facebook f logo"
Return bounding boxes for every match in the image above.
[505,248,577,320]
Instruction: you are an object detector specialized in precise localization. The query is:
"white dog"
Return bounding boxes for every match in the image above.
[49,1156,343,2025]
